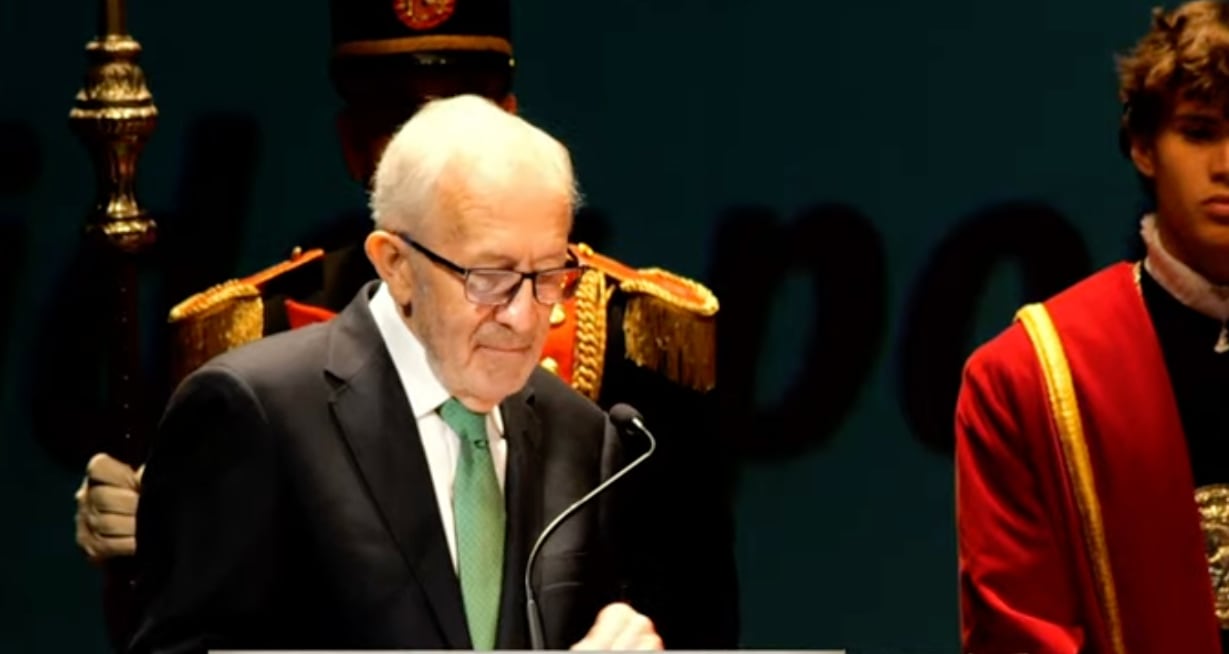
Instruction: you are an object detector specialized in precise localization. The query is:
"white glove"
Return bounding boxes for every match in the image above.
[74,453,143,563]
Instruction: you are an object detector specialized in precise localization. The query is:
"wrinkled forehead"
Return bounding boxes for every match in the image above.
[426,162,573,244]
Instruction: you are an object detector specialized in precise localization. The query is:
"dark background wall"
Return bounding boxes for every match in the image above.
[0,0,1158,651]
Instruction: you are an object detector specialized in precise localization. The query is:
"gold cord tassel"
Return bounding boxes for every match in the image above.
[571,269,611,401]
[167,280,264,385]
[620,269,719,393]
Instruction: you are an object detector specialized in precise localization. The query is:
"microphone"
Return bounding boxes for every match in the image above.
[524,403,657,650]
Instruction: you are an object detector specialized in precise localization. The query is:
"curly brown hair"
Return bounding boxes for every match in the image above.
[1118,1,1229,144]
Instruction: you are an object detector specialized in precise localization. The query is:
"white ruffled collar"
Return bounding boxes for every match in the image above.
[1140,214,1229,353]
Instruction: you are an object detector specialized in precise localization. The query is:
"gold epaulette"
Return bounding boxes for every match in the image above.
[569,243,719,393]
[166,248,325,385]
[167,280,263,386]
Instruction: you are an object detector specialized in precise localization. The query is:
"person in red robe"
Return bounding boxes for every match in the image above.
[957,2,1229,652]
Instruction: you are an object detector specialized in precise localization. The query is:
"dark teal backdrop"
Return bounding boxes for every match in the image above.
[0,0,1159,651]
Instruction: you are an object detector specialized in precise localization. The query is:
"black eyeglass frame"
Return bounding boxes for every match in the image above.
[395,232,585,306]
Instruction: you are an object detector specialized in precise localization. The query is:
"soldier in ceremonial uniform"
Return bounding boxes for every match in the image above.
[956,2,1229,652]
[74,0,738,648]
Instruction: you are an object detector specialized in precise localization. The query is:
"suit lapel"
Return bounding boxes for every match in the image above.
[496,385,544,649]
[325,282,471,648]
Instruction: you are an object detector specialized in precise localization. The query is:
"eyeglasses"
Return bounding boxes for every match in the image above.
[395,232,585,306]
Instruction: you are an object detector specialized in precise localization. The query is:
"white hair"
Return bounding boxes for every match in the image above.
[369,94,580,234]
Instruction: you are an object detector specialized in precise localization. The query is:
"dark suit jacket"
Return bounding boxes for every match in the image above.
[259,245,741,648]
[129,282,632,653]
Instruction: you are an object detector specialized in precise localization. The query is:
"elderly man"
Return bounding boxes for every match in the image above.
[128,95,661,653]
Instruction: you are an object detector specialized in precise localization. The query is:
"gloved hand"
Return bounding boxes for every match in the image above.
[74,453,143,563]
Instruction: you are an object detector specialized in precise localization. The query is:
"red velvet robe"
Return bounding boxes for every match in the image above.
[957,262,1220,653]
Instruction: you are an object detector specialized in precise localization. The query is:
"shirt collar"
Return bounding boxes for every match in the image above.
[369,282,505,434]
[1141,213,1229,323]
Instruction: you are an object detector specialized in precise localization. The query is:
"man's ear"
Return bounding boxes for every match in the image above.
[365,230,414,303]
[337,109,394,187]
[499,93,518,115]
[1130,135,1158,179]
[336,110,371,185]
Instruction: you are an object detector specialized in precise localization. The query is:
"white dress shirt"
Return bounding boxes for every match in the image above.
[369,283,508,571]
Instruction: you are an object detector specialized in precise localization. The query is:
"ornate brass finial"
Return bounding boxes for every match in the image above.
[69,0,158,253]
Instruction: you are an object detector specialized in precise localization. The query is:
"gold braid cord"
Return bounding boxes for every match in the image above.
[571,268,612,401]
[620,268,719,393]
[167,280,264,386]
[1016,303,1127,654]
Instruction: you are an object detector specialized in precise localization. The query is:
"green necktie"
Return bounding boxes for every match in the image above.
[439,398,505,650]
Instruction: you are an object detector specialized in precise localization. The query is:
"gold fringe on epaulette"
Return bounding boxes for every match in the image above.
[620,269,719,393]
[571,269,613,401]
[167,280,264,386]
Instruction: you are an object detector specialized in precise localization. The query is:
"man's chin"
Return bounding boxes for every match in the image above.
[467,368,536,404]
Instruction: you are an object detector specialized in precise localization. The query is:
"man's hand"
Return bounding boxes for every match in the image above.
[74,453,143,564]
[571,602,663,650]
